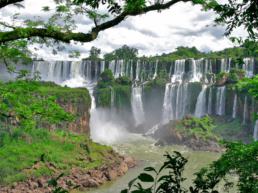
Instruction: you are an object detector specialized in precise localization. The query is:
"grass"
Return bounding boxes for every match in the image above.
[0,128,113,185]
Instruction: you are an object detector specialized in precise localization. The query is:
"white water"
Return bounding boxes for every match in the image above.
[243,58,254,78]
[215,86,226,116]
[190,59,203,82]
[220,58,230,72]
[242,96,248,125]
[153,60,158,80]
[232,94,237,119]
[194,85,208,118]
[135,60,141,81]
[131,86,145,126]
[171,59,185,83]
[207,87,213,114]
[162,84,175,124]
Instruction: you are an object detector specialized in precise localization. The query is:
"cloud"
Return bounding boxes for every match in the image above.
[0,0,244,60]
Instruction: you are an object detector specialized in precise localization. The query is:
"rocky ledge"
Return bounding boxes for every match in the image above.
[0,155,136,193]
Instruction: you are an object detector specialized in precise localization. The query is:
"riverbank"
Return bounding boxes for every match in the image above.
[0,81,136,192]
[0,129,136,193]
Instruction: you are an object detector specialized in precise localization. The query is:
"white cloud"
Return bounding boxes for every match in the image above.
[0,0,246,59]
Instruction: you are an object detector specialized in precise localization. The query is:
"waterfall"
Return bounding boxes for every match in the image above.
[109,60,116,76]
[162,83,188,123]
[194,85,208,118]
[216,86,226,115]
[243,58,254,78]
[207,87,212,114]
[190,59,203,82]
[254,120,258,141]
[171,59,185,83]
[153,60,158,79]
[242,96,248,125]
[220,58,230,72]
[175,83,188,119]
[110,87,115,108]
[130,60,134,80]
[232,94,237,119]
[100,61,105,73]
[136,60,141,81]
[162,84,174,124]
[131,86,145,126]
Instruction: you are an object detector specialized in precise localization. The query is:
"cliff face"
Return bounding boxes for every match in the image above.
[36,82,92,135]
[57,98,90,134]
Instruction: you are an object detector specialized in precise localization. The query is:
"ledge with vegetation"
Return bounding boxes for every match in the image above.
[0,81,135,192]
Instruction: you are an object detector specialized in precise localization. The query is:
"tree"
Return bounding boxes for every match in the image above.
[88,46,101,60]
[0,0,257,45]
[104,45,138,60]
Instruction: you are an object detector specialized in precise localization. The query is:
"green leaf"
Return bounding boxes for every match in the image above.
[138,173,154,182]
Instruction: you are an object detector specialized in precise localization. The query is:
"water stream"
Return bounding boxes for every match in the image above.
[87,134,220,193]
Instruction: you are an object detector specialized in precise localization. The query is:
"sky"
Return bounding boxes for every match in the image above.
[0,0,246,60]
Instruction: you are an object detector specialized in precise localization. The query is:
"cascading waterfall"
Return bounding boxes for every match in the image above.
[26,57,258,141]
[194,85,208,118]
[136,60,141,81]
[131,86,145,126]
[175,83,188,119]
[232,94,237,119]
[207,87,213,114]
[100,61,105,73]
[171,59,185,83]
[242,96,248,125]
[243,58,254,78]
[153,60,158,80]
[216,86,226,116]
[220,58,230,72]
[162,84,175,124]
[190,59,203,82]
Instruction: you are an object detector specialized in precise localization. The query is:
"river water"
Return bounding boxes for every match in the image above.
[87,134,220,193]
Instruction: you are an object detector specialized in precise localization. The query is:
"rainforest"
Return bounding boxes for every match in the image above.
[0,0,257,193]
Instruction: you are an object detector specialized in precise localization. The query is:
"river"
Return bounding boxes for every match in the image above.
[87,134,220,193]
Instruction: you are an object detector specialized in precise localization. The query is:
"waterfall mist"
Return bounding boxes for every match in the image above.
[1,56,256,144]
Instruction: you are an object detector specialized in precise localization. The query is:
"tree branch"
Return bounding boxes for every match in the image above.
[0,0,23,8]
[0,0,190,44]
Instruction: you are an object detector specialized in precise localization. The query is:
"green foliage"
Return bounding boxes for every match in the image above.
[96,70,132,107]
[0,81,74,131]
[104,45,138,61]
[194,141,258,193]
[212,0,258,40]
[237,75,258,100]
[97,69,115,88]
[153,47,205,62]
[121,152,188,193]
[213,118,246,141]
[122,142,258,193]
[124,0,146,12]
[0,128,113,185]
[87,46,101,60]
[175,116,217,141]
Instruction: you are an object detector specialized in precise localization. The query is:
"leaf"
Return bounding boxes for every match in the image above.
[138,173,154,182]
[144,167,157,174]
[128,177,138,188]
